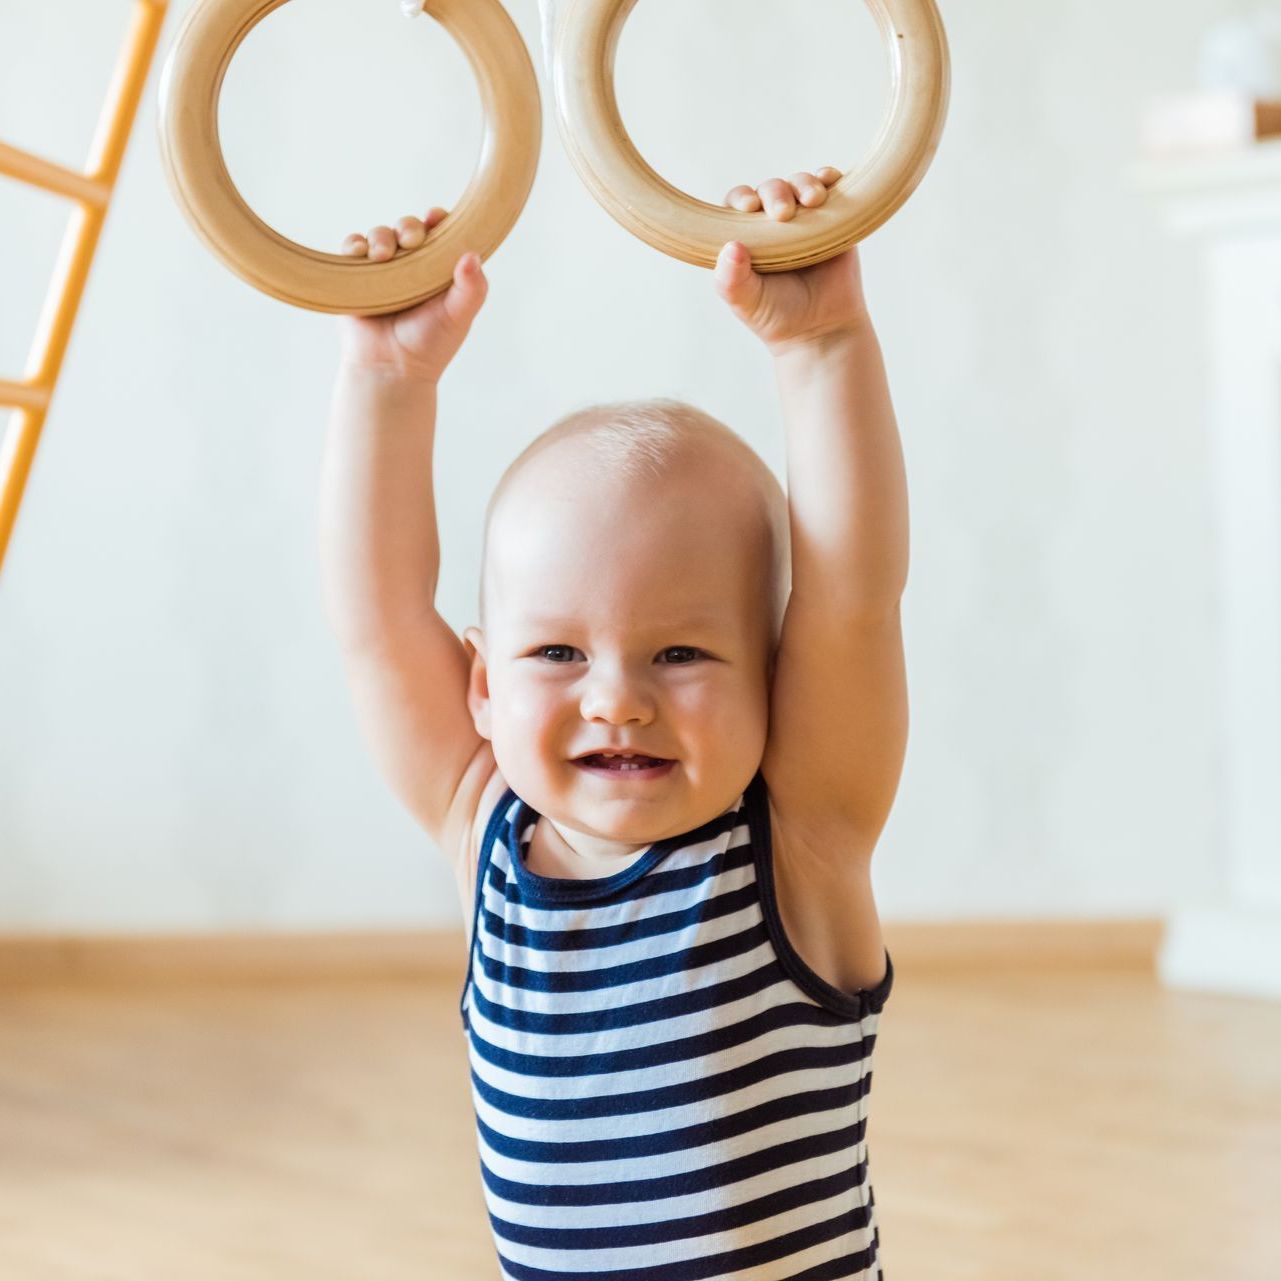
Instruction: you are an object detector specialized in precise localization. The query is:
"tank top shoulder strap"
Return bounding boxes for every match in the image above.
[458,782,517,1028]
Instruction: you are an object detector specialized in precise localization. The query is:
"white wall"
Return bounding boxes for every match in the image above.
[0,0,1238,930]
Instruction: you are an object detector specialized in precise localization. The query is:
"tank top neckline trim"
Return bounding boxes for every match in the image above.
[500,770,762,906]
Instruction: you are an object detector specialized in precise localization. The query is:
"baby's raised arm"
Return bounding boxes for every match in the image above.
[317,212,491,858]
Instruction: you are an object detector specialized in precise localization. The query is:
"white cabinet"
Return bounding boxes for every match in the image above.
[1134,140,1281,1000]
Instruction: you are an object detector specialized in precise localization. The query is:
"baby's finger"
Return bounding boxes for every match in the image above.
[789,171,828,208]
[724,184,763,212]
[713,241,763,315]
[423,205,448,230]
[340,231,369,257]
[815,166,842,186]
[757,178,796,222]
[366,225,398,263]
[396,216,426,250]
[439,252,488,329]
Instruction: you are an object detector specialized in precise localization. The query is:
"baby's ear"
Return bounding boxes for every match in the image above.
[462,626,492,739]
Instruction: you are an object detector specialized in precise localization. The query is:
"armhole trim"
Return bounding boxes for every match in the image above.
[746,769,894,1021]
[459,785,515,1030]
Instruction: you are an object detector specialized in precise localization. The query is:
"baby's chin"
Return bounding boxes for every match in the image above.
[563,759,687,827]
[523,759,692,830]
[560,762,748,837]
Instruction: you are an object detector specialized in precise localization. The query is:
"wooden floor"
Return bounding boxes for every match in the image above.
[0,958,1277,1280]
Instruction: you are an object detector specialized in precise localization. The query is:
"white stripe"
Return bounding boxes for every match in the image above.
[476,886,760,976]
[466,1010,875,1102]
[480,1140,869,1234]
[467,960,869,1059]
[477,1099,865,1189]
[468,931,778,1018]
[470,1059,872,1145]
[492,1184,876,1276]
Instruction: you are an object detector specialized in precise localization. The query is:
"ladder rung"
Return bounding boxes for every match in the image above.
[0,380,51,412]
[0,141,110,207]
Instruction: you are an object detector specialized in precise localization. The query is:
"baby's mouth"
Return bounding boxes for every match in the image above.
[574,754,673,774]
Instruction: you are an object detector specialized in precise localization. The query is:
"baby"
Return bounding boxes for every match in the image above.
[319,167,909,1280]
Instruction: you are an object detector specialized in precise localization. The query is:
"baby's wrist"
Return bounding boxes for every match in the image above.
[768,318,873,365]
[337,356,441,391]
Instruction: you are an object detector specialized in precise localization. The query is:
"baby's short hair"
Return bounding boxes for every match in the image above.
[478,397,790,650]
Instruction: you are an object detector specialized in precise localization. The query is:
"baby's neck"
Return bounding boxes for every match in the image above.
[525,816,650,880]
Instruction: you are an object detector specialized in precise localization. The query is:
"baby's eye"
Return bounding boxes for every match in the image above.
[660,647,702,664]
[536,645,580,663]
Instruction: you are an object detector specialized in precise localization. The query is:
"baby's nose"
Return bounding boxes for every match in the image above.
[580,673,653,723]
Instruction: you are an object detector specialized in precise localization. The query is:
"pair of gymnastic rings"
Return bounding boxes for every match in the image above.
[157,0,950,316]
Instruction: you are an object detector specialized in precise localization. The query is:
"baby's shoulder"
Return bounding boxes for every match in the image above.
[449,747,511,940]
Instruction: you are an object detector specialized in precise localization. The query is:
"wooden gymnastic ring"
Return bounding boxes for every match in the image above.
[156,0,541,315]
[550,0,950,271]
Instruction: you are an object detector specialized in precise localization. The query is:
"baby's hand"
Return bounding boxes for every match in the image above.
[712,168,871,356]
[335,206,487,384]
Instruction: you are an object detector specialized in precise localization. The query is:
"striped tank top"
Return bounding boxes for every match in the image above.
[459,766,894,1280]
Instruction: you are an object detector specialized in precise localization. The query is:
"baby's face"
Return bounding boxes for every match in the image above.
[464,460,774,846]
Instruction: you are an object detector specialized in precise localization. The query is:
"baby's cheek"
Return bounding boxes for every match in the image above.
[675,679,746,736]
[500,677,564,746]
[713,676,769,743]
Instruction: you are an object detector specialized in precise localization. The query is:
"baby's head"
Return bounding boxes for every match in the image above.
[462,398,790,844]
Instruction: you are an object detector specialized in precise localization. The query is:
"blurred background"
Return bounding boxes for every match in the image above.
[1,2,1278,1277]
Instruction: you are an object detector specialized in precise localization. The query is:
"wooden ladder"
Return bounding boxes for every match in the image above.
[0,0,169,577]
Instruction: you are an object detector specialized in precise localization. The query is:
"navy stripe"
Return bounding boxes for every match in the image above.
[471,996,875,1079]
[480,865,757,952]
[470,1038,875,1122]
[477,1080,868,1164]
[488,839,756,907]
[475,917,773,995]
[467,957,783,1036]
[489,1162,869,1248]
[480,1120,868,1206]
